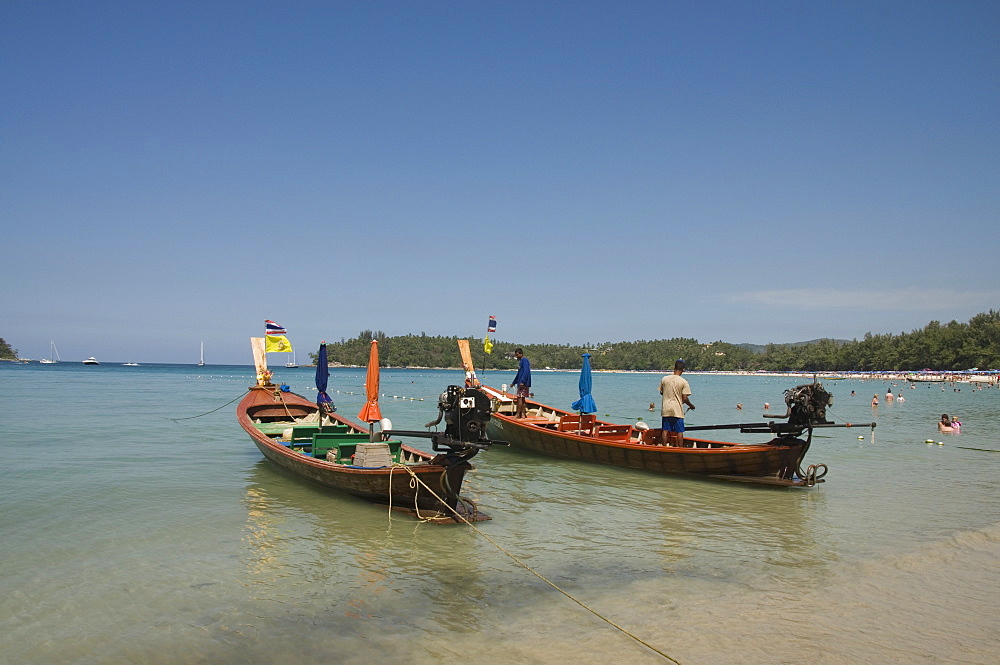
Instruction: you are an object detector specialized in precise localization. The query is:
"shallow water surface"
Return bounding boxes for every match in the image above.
[1,363,997,664]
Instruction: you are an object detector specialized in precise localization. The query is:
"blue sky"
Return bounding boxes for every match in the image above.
[3,1,998,364]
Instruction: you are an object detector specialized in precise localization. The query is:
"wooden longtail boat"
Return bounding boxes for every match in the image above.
[482,382,874,488]
[238,385,492,521]
[238,338,498,522]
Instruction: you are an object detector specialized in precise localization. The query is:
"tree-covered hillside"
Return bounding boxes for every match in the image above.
[310,310,1000,372]
[0,338,17,360]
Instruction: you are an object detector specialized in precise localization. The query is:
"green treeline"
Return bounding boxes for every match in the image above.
[311,310,1000,372]
[0,338,16,360]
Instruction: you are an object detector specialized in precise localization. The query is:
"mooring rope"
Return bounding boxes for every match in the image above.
[179,389,680,661]
[386,464,461,523]
[170,390,249,422]
[387,465,434,522]
[272,389,295,420]
[388,464,684,665]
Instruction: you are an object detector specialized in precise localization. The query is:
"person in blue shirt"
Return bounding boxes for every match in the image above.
[511,347,531,418]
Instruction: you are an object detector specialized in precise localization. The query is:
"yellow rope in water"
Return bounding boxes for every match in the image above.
[387,465,438,523]
[388,464,683,665]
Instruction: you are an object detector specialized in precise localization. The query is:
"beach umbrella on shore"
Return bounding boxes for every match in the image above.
[572,353,597,414]
[315,342,334,419]
[358,340,382,425]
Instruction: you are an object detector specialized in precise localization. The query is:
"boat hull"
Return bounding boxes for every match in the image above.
[238,386,481,518]
[483,389,816,487]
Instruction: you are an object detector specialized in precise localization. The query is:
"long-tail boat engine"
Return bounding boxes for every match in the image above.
[384,385,504,454]
[427,385,494,449]
[381,385,504,510]
[778,382,834,433]
[684,380,875,486]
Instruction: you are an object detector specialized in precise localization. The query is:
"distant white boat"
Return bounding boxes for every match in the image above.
[39,340,60,364]
[83,357,100,365]
[123,362,139,366]
[198,341,205,366]
[285,348,299,368]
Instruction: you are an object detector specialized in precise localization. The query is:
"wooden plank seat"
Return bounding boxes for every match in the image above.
[311,432,371,443]
[594,423,634,441]
[639,429,662,445]
[557,414,596,435]
[255,422,298,436]
[310,432,402,463]
[517,408,559,427]
[322,440,403,464]
[275,424,352,442]
[311,433,371,459]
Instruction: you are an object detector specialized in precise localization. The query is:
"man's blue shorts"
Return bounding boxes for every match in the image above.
[662,416,685,432]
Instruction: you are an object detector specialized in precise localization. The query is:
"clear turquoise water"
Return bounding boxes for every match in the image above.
[1,362,998,664]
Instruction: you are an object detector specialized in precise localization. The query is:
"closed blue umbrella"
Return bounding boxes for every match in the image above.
[315,342,333,411]
[571,353,597,414]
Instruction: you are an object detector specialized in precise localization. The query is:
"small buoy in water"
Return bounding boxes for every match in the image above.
[924,439,935,443]
[858,436,865,439]
[937,441,944,446]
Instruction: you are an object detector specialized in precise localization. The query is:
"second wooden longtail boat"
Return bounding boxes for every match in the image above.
[482,381,874,487]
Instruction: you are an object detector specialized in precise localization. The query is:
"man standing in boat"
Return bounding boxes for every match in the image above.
[659,359,695,446]
[511,348,531,418]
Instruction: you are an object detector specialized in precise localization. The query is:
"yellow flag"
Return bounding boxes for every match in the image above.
[483,335,494,354]
[265,335,293,353]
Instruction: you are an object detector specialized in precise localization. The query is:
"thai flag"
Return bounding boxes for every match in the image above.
[487,316,496,333]
[265,320,287,335]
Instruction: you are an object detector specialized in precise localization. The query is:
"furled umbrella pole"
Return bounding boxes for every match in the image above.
[358,340,382,439]
[571,352,597,414]
[315,341,334,420]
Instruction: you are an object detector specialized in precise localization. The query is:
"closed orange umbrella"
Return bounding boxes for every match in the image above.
[358,340,382,423]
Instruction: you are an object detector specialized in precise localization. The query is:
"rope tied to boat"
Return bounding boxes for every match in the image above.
[387,464,429,521]
[387,464,684,665]
[271,388,296,420]
[170,389,250,421]
[386,463,480,523]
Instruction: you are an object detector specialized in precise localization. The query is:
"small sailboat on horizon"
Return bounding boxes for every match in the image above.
[198,341,205,366]
[39,340,60,364]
